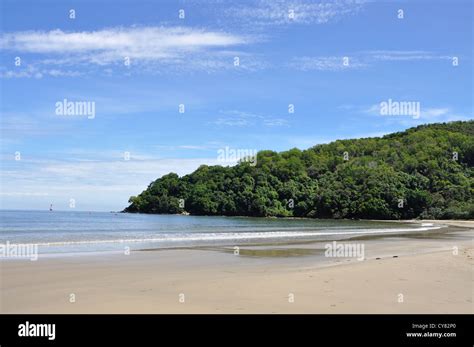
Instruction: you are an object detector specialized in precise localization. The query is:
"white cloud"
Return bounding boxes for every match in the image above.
[422,107,451,119]
[0,192,50,196]
[213,117,253,127]
[417,108,470,123]
[0,64,82,78]
[362,104,381,116]
[175,145,210,150]
[358,103,470,125]
[1,27,247,56]
[263,118,289,127]
[211,110,290,127]
[153,144,218,152]
[0,111,75,138]
[212,110,261,126]
[287,131,390,148]
[226,0,366,26]
[0,26,253,75]
[290,56,366,71]
[365,50,452,62]
[290,50,453,71]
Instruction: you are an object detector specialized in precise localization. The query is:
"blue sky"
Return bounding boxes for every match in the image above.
[0,0,472,211]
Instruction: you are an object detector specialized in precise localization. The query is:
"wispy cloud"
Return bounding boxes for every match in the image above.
[358,104,470,125]
[0,156,225,210]
[287,130,390,148]
[0,26,257,76]
[0,27,248,59]
[0,192,50,196]
[290,56,366,71]
[153,144,217,151]
[225,0,366,27]
[290,50,454,71]
[263,118,290,127]
[365,50,452,62]
[0,111,75,139]
[0,64,82,78]
[211,110,290,127]
[417,108,469,123]
[422,107,451,119]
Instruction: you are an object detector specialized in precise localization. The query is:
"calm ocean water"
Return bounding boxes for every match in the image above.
[0,210,440,255]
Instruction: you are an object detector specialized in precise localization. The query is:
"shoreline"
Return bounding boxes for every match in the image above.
[0,219,467,260]
[376,219,474,228]
[0,219,470,261]
[122,210,474,224]
[1,227,472,313]
[13,208,468,224]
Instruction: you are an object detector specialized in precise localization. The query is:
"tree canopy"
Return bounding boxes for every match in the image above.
[124,121,474,220]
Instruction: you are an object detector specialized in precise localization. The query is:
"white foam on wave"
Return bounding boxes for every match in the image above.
[13,225,443,247]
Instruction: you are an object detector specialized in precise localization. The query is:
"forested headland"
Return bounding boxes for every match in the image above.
[124,121,474,220]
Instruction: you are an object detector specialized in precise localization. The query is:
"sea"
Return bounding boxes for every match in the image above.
[0,210,442,256]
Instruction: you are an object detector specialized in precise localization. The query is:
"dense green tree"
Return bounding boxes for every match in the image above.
[124,121,474,220]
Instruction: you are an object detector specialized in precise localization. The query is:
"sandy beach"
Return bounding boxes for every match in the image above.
[1,221,473,314]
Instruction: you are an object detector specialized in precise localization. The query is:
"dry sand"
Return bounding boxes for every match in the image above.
[1,221,473,313]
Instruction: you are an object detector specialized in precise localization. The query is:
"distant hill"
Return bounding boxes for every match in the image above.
[124,121,474,220]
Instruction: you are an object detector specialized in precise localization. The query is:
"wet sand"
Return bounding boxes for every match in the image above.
[1,221,473,313]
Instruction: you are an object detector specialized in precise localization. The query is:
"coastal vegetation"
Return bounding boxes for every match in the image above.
[125,121,474,220]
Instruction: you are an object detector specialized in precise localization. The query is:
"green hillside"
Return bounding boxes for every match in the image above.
[125,121,474,220]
